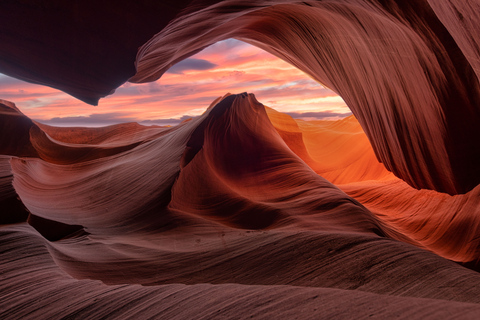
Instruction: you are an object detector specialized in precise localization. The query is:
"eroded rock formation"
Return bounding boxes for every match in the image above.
[1,0,479,193]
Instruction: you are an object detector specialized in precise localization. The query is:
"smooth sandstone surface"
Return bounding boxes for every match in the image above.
[1,1,480,318]
[0,93,479,319]
[1,0,479,193]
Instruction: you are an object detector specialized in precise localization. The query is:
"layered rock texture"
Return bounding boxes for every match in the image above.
[1,1,479,319]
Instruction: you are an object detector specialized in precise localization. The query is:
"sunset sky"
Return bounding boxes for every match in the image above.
[0,39,350,127]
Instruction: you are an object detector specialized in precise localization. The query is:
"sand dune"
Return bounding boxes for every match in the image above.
[1,0,480,318]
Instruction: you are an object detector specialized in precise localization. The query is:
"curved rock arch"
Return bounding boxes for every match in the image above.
[0,0,479,194]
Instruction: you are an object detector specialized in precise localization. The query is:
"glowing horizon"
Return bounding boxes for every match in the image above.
[0,39,350,127]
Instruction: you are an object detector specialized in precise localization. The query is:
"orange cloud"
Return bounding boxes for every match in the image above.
[0,39,350,126]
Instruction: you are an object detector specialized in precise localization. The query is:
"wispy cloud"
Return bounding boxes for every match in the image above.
[37,112,137,127]
[166,58,217,74]
[1,39,350,126]
[37,112,197,127]
[286,111,353,120]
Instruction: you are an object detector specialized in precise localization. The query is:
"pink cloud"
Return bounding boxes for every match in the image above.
[0,39,349,126]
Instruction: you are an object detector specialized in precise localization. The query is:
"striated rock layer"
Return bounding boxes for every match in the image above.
[1,0,479,193]
[0,94,479,318]
[266,108,480,263]
[1,0,480,318]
